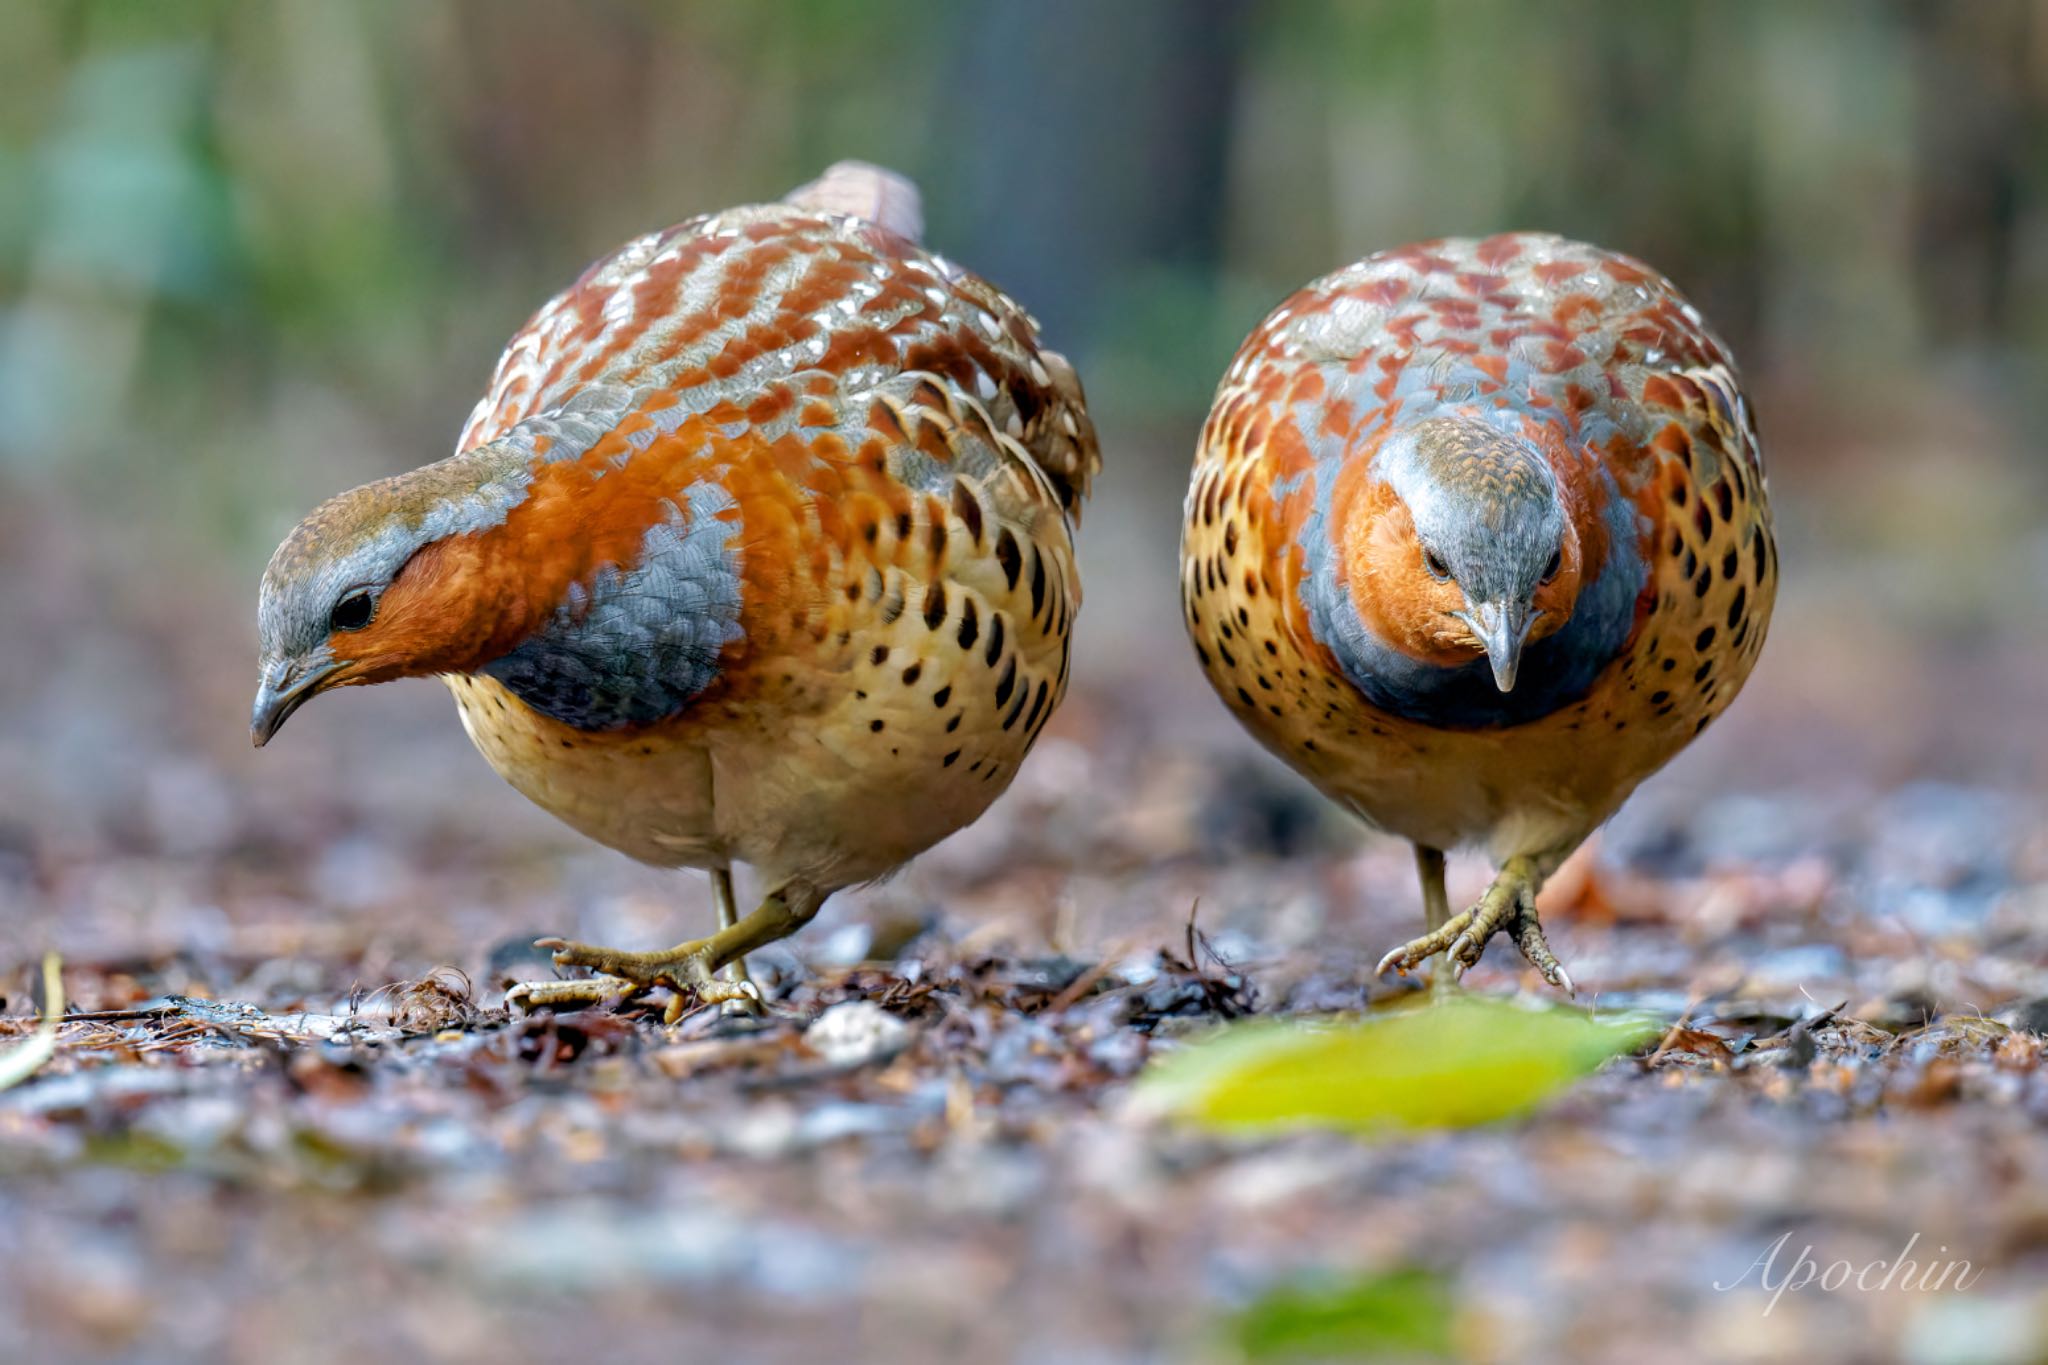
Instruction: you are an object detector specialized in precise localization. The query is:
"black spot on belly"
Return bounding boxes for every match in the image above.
[933,684,952,708]
[923,583,948,629]
[1721,548,1739,580]
[902,661,922,686]
[872,644,889,666]
[946,712,961,732]
[996,529,1022,590]
[1693,500,1713,539]
[1024,679,1050,733]
[1715,480,1735,520]
[1726,586,1747,629]
[994,657,1017,707]
[1696,625,1717,650]
[1224,521,1238,554]
[957,599,979,650]
[944,749,961,767]
[985,614,1005,666]
[1029,550,1046,619]
[952,481,983,543]
[870,719,885,733]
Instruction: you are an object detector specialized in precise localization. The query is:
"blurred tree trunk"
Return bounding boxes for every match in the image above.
[1905,0,2045,351]
[946,0,1250,355]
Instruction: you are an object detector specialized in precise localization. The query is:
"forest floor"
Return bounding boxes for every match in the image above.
[4,477,2048,1365]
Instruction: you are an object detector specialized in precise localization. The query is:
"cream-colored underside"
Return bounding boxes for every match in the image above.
[443,518,1073,898]
[1184,452,1774,871]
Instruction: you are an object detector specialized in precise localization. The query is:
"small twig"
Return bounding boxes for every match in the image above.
[1047,942,1133,1014]
[42,1004,180,1024]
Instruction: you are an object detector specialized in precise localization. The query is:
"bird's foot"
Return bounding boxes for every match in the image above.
[507,936,763,1024]
[1375,857,1575,994]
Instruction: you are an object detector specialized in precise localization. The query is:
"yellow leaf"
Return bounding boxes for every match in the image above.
[0,954,63,1093]
[1135,994,1659,1135]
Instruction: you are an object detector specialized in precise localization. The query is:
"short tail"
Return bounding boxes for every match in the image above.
[784,160,924,244]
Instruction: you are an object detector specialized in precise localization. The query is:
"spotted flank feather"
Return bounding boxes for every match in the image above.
[256,164,1098,920]
[1183,232,1775,988]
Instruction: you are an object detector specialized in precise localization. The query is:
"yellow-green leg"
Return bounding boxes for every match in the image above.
[712,867,753,991]
[508,882,823,1022]
[1376,853,1574,994]
[511,885,823,1024]
[1413,844,1456,996]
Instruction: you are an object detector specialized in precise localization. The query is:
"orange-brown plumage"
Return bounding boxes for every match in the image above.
[255,163,1098,1012]
[1184,232,1775,989]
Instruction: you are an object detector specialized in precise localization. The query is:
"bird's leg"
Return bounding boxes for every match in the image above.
[511,885,824,1024]
[708,866,764,1017]
[711,867,752,990]
[1413,844,1455,996]
[1376,854,1574,994]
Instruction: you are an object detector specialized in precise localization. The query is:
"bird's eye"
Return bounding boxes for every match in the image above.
[329,589,377,633]
[1423,549,1452,582]
[1541,548,1563,583]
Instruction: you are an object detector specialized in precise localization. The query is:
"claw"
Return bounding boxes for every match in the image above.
[662,977,763,1025]
[512,933,748,1021]
[1510,907,1574,994]
[1374,858,1576,995]
[504,977,642,1014]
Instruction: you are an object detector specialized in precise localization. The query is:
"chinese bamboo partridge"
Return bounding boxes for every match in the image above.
[254,162,1098,1017]
[1183,234,1775,990]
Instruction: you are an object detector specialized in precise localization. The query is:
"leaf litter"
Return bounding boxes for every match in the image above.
[4,620,2048,1361]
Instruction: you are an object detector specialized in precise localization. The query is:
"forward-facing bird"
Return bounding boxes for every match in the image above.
[254,163,1098,1017]
[1183,233,1774,989]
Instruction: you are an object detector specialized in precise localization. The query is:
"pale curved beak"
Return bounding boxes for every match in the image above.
[1462,600,1535,694]
[251,657,339,747]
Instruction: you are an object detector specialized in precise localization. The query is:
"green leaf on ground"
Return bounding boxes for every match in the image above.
[1135,994,1660,1135]
[1230,1268,1457,1362]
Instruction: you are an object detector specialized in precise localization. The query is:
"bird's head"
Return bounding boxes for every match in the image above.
[252,456,533,745]
[1343,414,1587,692]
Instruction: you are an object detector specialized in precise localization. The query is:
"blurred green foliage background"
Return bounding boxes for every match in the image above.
[2,0,2044,796]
